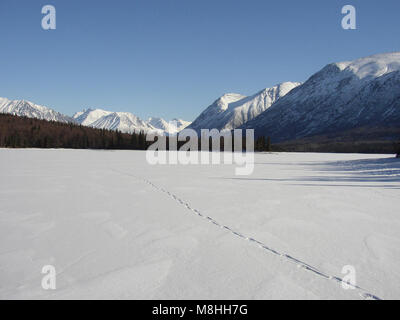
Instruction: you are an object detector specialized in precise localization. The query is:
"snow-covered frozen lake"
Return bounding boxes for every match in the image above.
[0,149,399,299]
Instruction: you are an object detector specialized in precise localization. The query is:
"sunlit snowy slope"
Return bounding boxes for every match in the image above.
[73,108,191,135]
[188,82,300,133]
[0,150,399,299]
[0,97,73,123]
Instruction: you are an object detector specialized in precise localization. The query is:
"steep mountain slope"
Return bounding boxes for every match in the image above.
[188,93,246,132]
[72,108,113,126]
[188,82,301,132]
[242,52,400,142]
[0,97,73,123]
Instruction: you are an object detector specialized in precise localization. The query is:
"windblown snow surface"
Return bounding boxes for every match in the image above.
[0,150,399,300]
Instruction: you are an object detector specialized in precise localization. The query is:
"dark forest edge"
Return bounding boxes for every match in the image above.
[0,113,399,156]
[0,114,148,150]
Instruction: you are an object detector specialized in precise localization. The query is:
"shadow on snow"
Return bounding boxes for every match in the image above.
[228,157,400,189]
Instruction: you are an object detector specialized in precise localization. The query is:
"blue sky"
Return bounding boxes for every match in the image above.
[0,0,399,120]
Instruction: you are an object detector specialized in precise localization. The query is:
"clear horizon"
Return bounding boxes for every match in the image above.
[1,0,399,121]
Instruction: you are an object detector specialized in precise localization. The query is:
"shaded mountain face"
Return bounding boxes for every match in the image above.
[0,97,74,123]
[241,52,400,142]
[188,82,301,133]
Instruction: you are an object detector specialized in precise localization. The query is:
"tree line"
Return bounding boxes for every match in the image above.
[0,114,273,151]
[0,114,149,150]
[2,113,397,154]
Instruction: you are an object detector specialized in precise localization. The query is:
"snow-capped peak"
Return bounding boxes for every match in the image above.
[85,111,153,134]
[147,117,169,130]
[215,93,248,112]
[188,82,301,132]
[71,108,191,135]
[0,97,73,123]
[72,108,113,126]
[147,117,191,134]
[1,95,191,136]
[334,52,400,79]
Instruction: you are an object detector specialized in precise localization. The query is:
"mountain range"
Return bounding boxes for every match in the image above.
[241,52,400,142]
[0,98,191,135]
[1,52,399,144]
[72,109,191,135]
[0,97,73,123]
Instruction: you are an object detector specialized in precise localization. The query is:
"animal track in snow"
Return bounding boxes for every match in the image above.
[114,169,382,300]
